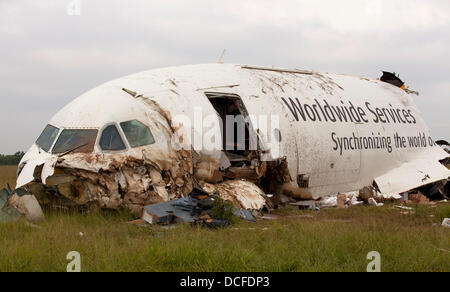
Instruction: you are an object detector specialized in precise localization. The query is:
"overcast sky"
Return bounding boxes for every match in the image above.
[0,0,449,154]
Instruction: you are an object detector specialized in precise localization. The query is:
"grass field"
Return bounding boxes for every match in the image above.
[0,165,449,272]
[0,165,18,189]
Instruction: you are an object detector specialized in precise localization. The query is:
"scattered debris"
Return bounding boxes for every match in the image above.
[428,180,448,200]
[368,198,384,207]
[269,193,296,209]
[394,205,414,211]
[232,208,256,222]
[299,214,315,219]
[8,192,45,223]
[317,191,365,208]
[289,200,320,211]
[260,214,278,220]
[202,180,267,210]
[279,194,296,204]
[400,192,409,201]
[349,196,364,206]
[25,221,42,229]
[359,186,376,202]
[0,185,44,223]
[127,219,146,226]
[0,185,21,222]
[442,218,450,229]
[407,192,436,205]
[141,187,256,228]
[318,196,337,208]
[327,219,353,224]
[381,193,403,200]
[337,194,346,208]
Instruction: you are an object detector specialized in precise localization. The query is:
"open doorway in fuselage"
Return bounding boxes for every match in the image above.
[205,92,259,166]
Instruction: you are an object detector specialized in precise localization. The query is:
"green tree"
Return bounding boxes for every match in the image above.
[0,151,25,165]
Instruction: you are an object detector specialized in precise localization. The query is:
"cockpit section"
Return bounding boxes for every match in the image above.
[34,119,156,155]
[52,129,98,154]
[35,124,59,153]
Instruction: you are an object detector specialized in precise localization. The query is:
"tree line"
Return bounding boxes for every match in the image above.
[0,151,25,165]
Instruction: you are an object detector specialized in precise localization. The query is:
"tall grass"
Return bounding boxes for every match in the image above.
[0,166,449,272]
[0,165,17,189]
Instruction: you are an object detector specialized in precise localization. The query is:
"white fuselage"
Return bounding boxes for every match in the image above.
[17,64,450,205]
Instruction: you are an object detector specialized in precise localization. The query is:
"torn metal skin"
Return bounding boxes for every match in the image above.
[21,143,274,215]
[19,103,197,214]
[436,140,450,169]
[16,90,274,215]
[201,180,267,210]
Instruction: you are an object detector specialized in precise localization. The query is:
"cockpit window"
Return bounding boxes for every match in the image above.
[120,120,155,148]
[36,124,59,152]
[99,125,126,151]
[52,129,98,154]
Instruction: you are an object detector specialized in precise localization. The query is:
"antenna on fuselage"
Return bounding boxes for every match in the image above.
[218,49,227,64]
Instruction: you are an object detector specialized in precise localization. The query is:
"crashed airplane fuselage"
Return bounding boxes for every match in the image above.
[16,64,450,214]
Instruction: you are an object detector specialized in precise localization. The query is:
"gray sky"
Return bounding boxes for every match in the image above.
[0,0,449,154]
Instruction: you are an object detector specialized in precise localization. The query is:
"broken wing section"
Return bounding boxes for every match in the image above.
[374,146,450,195]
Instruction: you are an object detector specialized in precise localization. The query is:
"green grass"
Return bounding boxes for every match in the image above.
[0,166,449,272]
